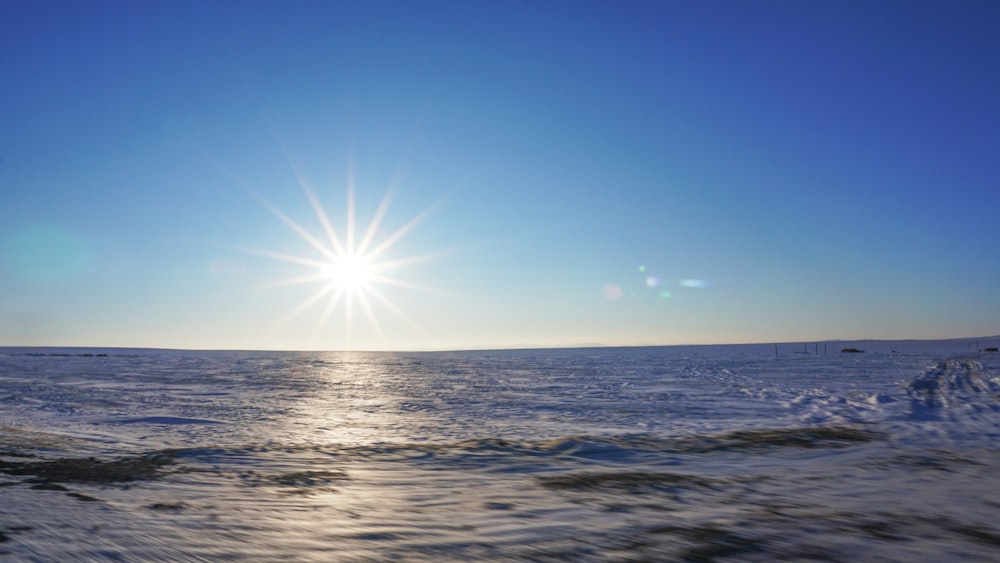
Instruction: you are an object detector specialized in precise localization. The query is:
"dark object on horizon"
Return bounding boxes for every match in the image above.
[841,348,864,353]
[984,347,998,352]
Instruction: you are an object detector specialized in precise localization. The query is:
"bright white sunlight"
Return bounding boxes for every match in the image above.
[320,254,373,290]
[239,164,437,344]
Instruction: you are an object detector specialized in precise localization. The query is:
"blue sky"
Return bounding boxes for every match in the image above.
[2,0,998,350]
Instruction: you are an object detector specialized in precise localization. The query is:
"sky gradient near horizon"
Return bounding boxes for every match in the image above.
[2,1,999,350]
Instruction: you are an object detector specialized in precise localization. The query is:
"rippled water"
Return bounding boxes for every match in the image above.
[1,343,999,561]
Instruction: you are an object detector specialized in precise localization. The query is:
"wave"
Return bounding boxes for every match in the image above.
[100,416,225,425]
[0,425,881,488]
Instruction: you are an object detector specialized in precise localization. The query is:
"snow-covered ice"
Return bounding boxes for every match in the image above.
[1,340,999,561]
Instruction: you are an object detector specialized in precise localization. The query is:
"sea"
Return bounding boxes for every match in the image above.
[1,340,999,561]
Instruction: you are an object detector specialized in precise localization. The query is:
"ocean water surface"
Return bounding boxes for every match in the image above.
[1,342,999,561]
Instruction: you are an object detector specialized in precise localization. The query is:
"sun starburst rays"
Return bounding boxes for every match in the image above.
[240,170,436,348]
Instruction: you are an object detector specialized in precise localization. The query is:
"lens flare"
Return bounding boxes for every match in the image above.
[603,283,623,301]
[2,225,91,283]
[679,278,709,288]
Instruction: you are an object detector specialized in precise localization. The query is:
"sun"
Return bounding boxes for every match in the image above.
[319,254,373,291]
[237,163,438,345]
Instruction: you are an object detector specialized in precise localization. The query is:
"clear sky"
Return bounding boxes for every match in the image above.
[2,0,998,351]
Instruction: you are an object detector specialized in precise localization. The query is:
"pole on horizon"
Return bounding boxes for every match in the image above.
[775,343,778,356]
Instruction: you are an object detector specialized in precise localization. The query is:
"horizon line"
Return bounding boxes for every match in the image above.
[2,334,998,355]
